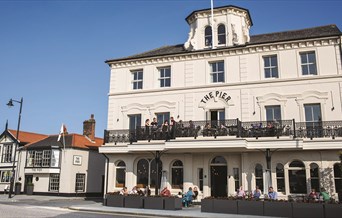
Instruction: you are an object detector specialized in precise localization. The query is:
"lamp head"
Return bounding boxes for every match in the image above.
[6,99,14,107]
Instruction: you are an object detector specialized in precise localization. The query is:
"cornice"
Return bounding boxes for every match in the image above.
[108,75,342,97]
[109,37,340,69]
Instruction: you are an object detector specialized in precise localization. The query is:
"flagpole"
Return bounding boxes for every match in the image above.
[211,0,215,49]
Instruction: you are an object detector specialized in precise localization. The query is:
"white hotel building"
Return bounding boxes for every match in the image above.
[100,5,342,200]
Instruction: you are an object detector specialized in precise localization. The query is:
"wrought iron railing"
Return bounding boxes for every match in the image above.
[104,119,342,144]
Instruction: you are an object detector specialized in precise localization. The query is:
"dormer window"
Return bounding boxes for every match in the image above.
[217,24,226,45]
[205,26,212,47]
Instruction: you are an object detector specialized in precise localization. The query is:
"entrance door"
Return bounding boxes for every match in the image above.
[24,175,33,194]
[210,156,227,197]
[210,110,225,128]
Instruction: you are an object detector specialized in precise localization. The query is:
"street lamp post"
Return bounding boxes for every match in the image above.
[7,97,23,198]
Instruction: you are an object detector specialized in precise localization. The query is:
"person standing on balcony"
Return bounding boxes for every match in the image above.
[170,116,177,139]
[162,120,170,141]
[151,117,158,139]
[145,119,151,141]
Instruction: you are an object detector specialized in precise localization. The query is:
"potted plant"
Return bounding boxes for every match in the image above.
[26,182,34,195]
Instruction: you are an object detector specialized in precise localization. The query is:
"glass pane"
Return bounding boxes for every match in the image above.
[172,168,183,189]
[310,164,319,177]
[289,160,305,168]
[218,35,226,44]
[137,159,149,188]
[165,68,170,77]
[160,79,164,87]
[274,106,281,120]
[276,163,284,177]
[205,26,212,35]
[138,72,143,80]
[160,70,164,78]
[334,164,342,177]
[264,57,270,67]
[272,67,279,78]
[173,160,183,166]
[265,69,271,78]
[300,53,307,64]
[218,72,224,82]
[133,72,137,80]
[305,105,314,122]
[271,56,278,66]
[277,179,285,192]
[302,65,308,75]
[138,81,142,89]
[289,169,307,193]
[211,156,226,164]
[165,78,170,87]
[150,159,162,188]
[255,164,263,177]
[218,62,224,72]
[116,168,125,187]
[309,64,317,75]
[117,161,126,167]
[218,25,225,34]
[211,63,217,72]
[308,52,316,63]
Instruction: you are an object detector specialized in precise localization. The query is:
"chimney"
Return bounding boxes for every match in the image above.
[83,114,96,141]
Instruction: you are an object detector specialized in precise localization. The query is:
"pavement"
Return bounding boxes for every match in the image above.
[0,194,271,218]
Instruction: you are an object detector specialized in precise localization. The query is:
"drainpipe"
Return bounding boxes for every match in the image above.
[102,153,109,201]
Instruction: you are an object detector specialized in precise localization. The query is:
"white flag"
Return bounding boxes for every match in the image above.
[57,124,65,141]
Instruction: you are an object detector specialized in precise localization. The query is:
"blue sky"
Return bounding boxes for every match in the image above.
[0,0,341,137]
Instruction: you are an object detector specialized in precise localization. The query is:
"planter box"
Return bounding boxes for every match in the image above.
[164,197,182,210]
[144,197,164,210]
[201,198,214,213]
[324,204,342,218]
[106,195,125,207]
[237,200,264,216]
[124,196,143,208]
[264,201,292,217]
[15,183,22,195]
[213,199,238,214]
[292,202,324,218]
[26,185,34,195]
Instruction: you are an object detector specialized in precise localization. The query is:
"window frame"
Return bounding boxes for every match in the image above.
[209,61,225,83]
[217,24,226,45]
[131,70,143,90]
[205,26,212,47]
[276,163,285,193]
[255,164,264,191]
[0,170,11,183]
[263,55,279,78]
[171,160,183,189]
[159,66,171,88]
[49,173,60,192]
[1,144,13,163]
[75,173,86,192]
[115,161,126,188]
[300,51,317,75]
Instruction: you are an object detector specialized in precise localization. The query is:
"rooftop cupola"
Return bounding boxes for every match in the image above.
[184,5,253,51]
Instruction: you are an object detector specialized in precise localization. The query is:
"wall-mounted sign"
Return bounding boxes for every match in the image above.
[73,155,82,166]
[199,91,231,108]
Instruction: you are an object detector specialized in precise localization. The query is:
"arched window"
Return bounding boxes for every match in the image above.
[211,156,227,164]
[334,163,342,194]
[310,163,320,191]
[137,159,149,188]
[255,164,263,191]
[171,160,183,189]
[276,163,285,192]
[289,160,306,193]
[116,161,126,188]
[150,159,162,188]
[217,24,226,45]
[205,26,212,46]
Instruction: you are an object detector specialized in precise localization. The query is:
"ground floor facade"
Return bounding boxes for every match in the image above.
[101,138,342,201]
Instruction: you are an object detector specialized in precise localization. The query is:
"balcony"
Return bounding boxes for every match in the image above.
[104,119,342,144]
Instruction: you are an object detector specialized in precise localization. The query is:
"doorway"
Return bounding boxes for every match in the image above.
[210,156,227,197]
[24,175,33,194]
[209,110,225,128]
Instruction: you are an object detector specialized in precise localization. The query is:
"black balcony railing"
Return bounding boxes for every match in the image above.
[104,119,342,144]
